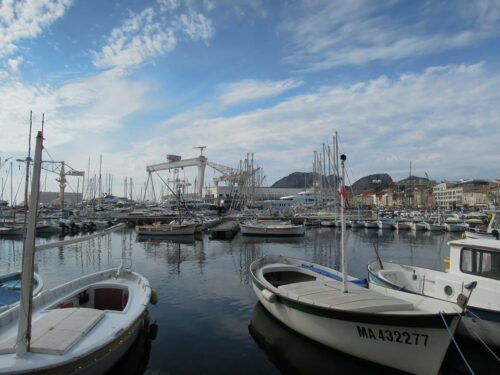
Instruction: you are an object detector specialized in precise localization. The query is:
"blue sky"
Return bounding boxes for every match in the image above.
[1,0,500,200]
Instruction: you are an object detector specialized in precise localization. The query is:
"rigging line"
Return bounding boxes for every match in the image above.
[42,147,55,163]
[470,330,500,362]
[439,312,475,375]
[336,135,359,186]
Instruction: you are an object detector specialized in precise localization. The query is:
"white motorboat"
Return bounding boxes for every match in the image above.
[350,220,365,228]
[364,220,378,229]
[0,267,153,374]
[368,238,500,348]
[463,211,500,240]
[410,221,427,231]
[240,220,305,237]
[320,220,335,227]
[423,222,445,232]
[250,255,460,375]
[136,222,196,236]
[444,222,468,232]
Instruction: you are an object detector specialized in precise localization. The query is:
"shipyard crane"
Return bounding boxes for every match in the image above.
[146,147,262,200]
[146,154,207,199]
[42,161,84,208]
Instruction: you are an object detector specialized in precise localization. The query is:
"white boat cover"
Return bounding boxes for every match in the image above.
[0,308,103,355]
[278,281,414,313]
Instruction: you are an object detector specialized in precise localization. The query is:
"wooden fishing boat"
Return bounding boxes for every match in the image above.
[240,220,305,237]
[0,272,43,313]
[250,255,460,375]
[0,267,153,374]
[250,155,461,374]
[135,222,196,236]
[0,131,155,374]
[368,238,500,348]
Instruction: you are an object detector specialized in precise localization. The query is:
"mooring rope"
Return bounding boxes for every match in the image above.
[464,310,500,362]
[440,312,474,375]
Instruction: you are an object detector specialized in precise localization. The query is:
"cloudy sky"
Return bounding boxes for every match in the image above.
[1,0,499,200]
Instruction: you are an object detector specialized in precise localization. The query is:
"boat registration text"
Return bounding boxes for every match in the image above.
[356,326,429,346]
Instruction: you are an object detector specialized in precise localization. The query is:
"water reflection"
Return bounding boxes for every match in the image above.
[138,235,207,276]
[108,319,158,375]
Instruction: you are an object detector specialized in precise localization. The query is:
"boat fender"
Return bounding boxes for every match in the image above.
[261,289,276,303]
[150,289,158,305]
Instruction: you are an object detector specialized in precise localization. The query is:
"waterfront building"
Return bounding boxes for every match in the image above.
[433,182,463,210]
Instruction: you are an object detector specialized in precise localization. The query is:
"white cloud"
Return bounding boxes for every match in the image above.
[280,0,500,71]
[175,11,214,42]
[0,69,150,154]
[136,62,500,184]
[92,3,214,71]
[7,55,23,72]
[218,79,303,106]
[0,0,73,58]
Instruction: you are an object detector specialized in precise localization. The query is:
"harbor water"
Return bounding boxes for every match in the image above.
[0,227,497,374]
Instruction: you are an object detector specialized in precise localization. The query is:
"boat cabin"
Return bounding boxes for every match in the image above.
[448,239,500,281]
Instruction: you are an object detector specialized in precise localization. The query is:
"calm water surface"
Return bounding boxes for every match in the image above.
[0,228,497,374]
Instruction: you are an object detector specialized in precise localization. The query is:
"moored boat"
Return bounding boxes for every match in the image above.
[423,222,445,232]
[250,255,461,374]
[240,220,305,237]
[364,220,378,229]
[250,154,461,374]
[368,238,500,348]
[377,219,395,230]
[0,267,153,374]
[0,272,43,313]
[136,222,196,236]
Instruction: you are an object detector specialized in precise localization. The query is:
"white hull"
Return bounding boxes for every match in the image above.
[254,285,456,375]
[423,222,445,231]
[444,223,467,232]
[0,268,151,374]
[251,256,459,374]
[364,221,378,228]
[136,223,196,236]
[240,223,305,237]
[411,222,426,231]
[368,256,500,348]
[350,220,365,228]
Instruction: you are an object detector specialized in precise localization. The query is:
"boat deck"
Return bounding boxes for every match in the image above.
[0,308,104,355]
[278,280,414,313]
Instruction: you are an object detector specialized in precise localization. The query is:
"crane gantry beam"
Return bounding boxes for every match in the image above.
[146,156,207,198]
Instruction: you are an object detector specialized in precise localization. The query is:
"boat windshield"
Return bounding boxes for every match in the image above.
[460,247,500,280]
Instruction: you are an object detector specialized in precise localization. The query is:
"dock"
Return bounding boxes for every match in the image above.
[210,221,240,240]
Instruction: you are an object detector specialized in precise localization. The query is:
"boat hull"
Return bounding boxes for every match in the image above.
[253,283,457,375]
[136,224,196,236]
[0,268,152,374]
[240,224,305,237]
[368,267,500,348]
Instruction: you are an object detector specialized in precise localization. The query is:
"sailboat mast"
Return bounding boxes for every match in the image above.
[340,154,348,293]
[16,130,43,356]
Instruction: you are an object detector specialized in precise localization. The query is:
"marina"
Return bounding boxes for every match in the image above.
[1,2,500,373]
[0,225,498,374]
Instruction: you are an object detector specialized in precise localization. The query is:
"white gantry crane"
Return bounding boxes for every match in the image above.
[146,151,207,200]
[145,147,260,200]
